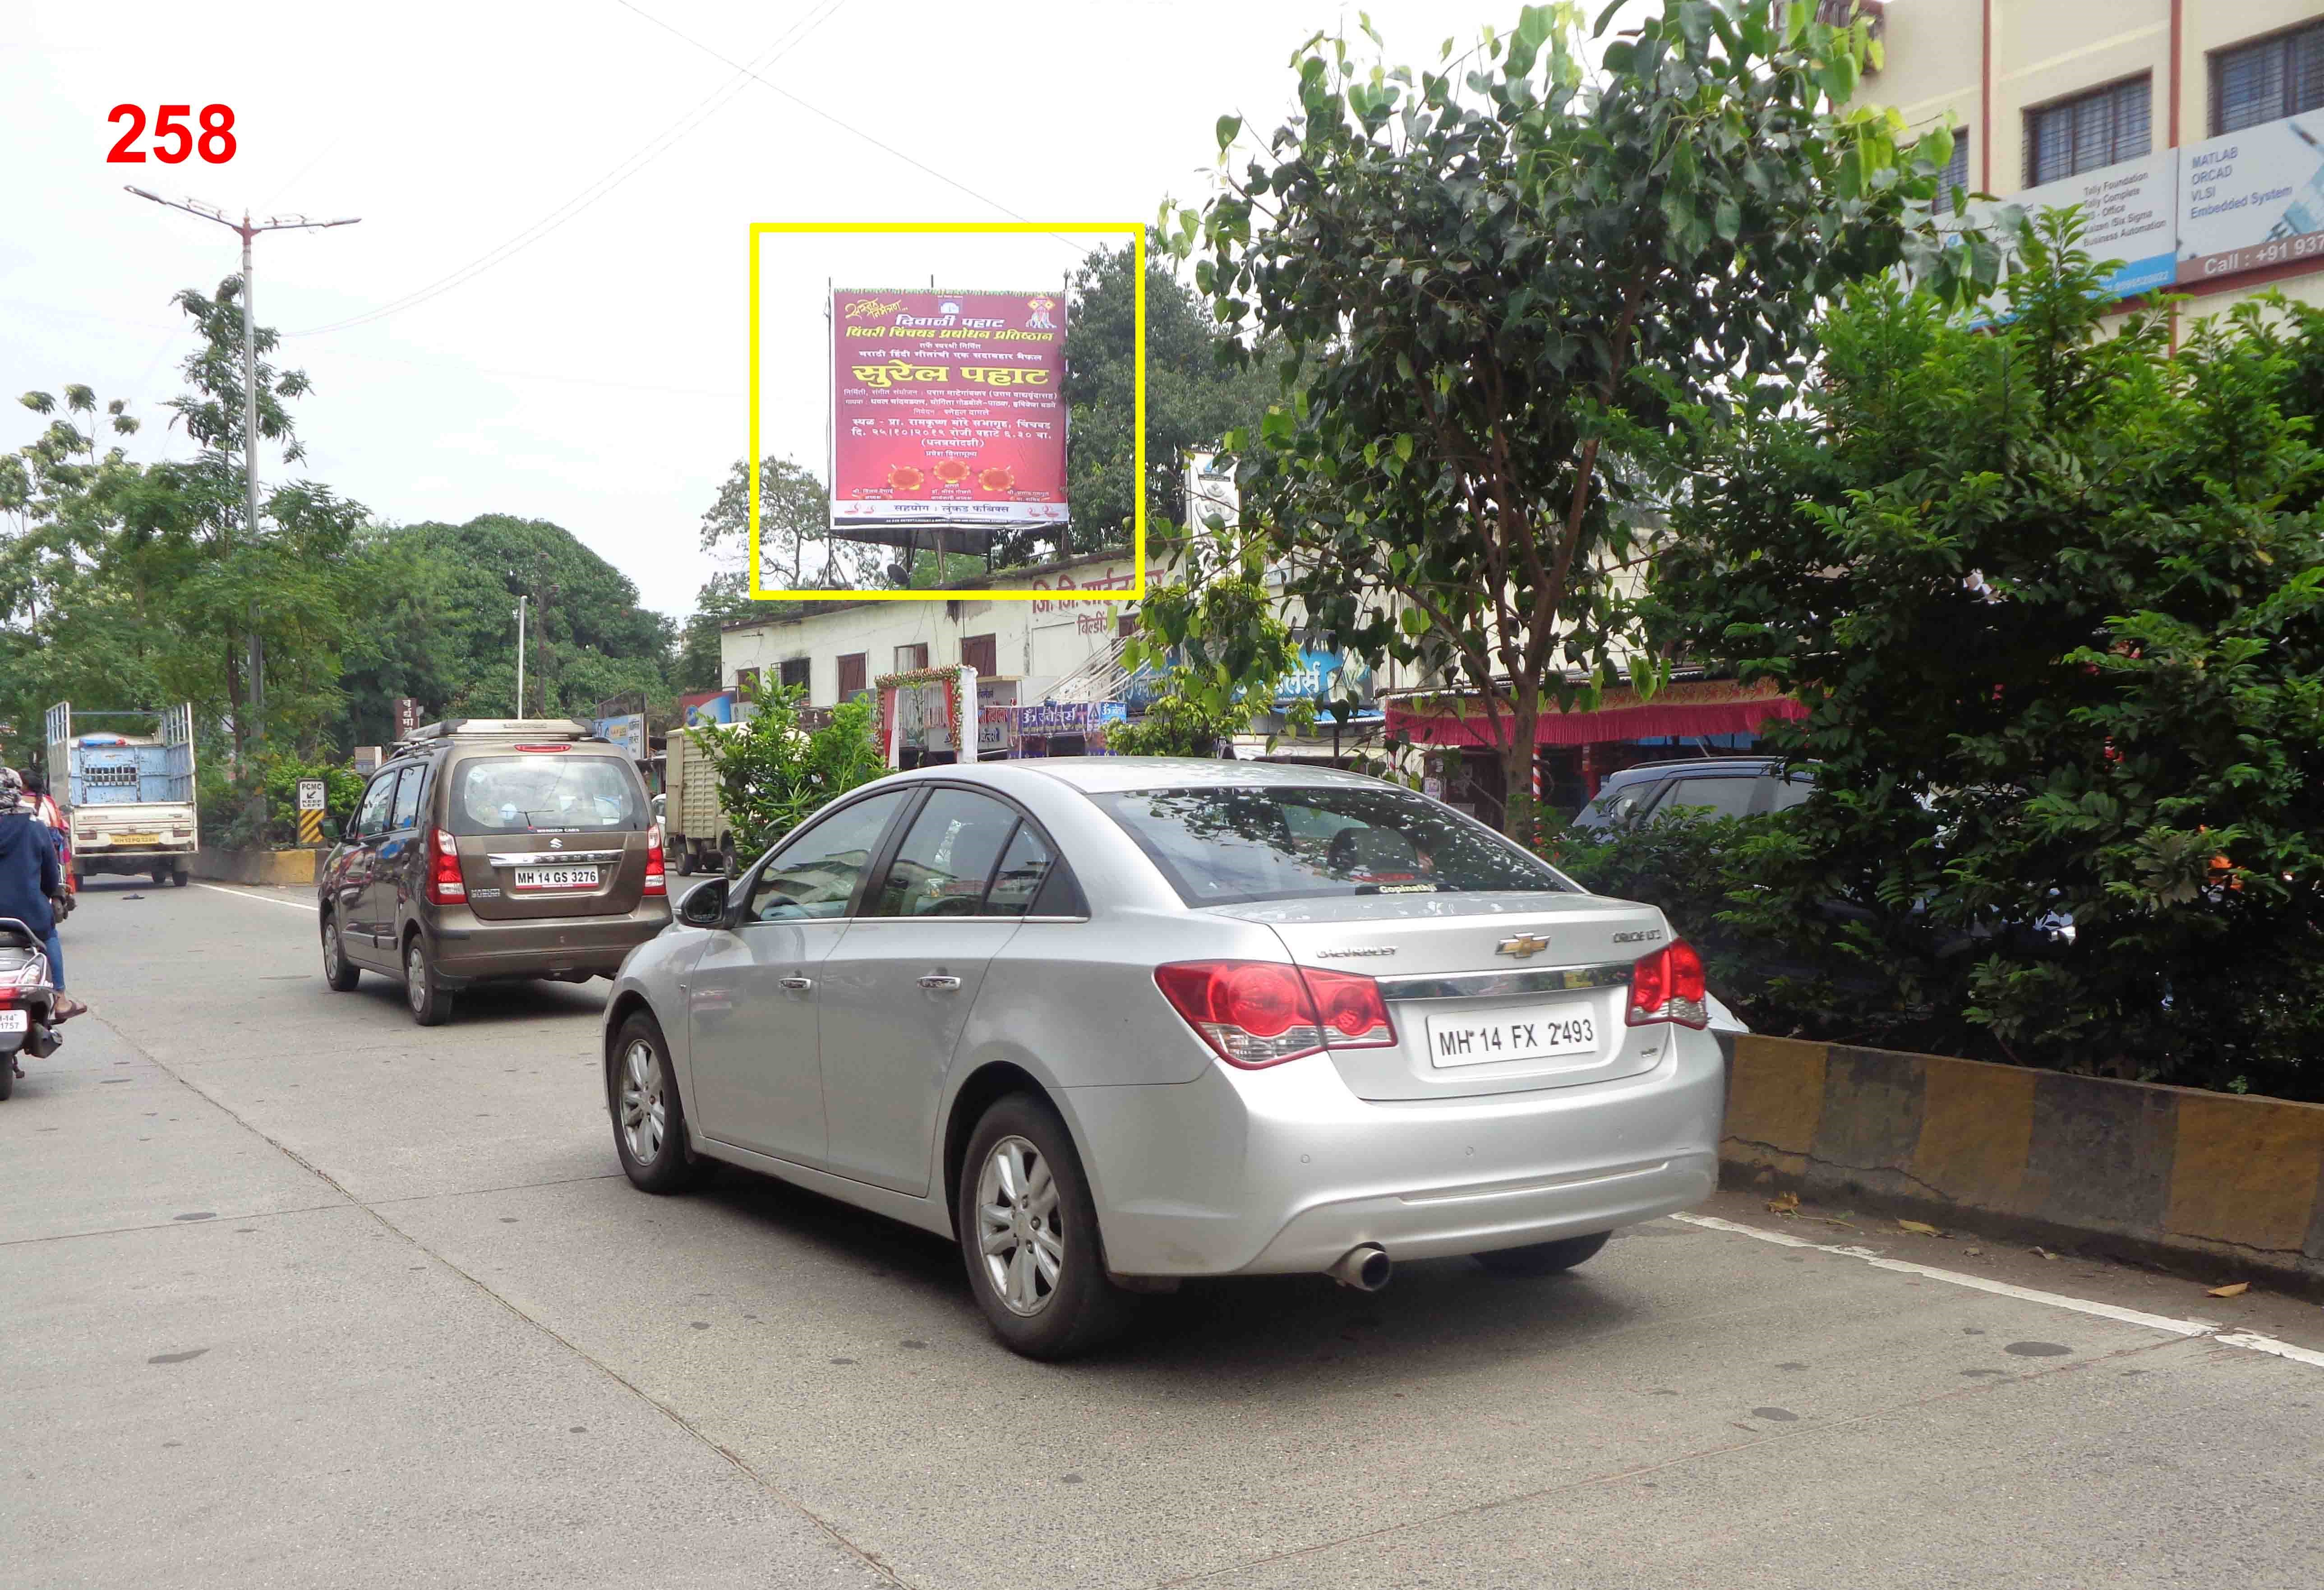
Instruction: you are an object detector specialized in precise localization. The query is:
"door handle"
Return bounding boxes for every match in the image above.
[918,974,962,991]
[779,975,814,991]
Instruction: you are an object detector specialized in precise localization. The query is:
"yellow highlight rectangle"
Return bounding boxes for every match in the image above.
[747,221,1146,603]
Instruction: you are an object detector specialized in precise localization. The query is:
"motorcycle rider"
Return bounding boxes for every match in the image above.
[0,768,85,1023]
[20,770,71,911]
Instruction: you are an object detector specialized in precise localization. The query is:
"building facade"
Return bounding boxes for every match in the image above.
[1871,0,2324,320]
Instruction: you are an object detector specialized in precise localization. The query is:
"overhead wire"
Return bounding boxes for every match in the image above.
[606,0,1091,259]
[287,0,854,336]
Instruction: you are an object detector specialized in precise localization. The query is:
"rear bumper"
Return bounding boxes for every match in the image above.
[78,845,195,870]
[421,906,670,983]
[1058,1025,1726,1277]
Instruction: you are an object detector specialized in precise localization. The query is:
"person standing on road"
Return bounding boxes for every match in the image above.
[0,768,86,1021]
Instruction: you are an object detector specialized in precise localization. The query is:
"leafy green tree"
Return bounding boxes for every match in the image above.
[700,454,877,592]
[1648,214,2324,1097]
[692,676,888,854]
[1038,237,1279,566]
[1111,571,1315,755]
[1169,2,1971,837]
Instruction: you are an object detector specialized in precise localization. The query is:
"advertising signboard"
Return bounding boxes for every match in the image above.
[680,689,735,728]
[593,713,647,760]
[394,696,421,739]
[830,287,1068,537]
[2177,112,2324,285]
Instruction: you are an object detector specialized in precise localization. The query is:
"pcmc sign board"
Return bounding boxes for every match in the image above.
[830,288,1068,536]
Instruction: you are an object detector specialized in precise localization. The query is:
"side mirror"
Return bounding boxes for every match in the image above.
[342,814,360,843]
[677,876,729,927]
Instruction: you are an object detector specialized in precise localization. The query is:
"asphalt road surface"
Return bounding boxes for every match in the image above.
[7,880,2322,1589]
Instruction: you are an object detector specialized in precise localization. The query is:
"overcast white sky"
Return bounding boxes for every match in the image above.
[4,1,1647,618]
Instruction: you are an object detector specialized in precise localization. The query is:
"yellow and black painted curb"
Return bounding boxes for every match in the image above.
[1721,1034,2324,1291]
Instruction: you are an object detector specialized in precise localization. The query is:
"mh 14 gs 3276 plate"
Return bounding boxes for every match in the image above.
[1425,1003,1598,1069]
[513,866,599,891]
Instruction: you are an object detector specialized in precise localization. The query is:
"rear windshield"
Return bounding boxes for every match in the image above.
[1091,784,1577,907]
[448,754,645,835]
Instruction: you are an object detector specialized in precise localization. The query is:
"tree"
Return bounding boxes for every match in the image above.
[1035,237,1279,566]
[675,569,752,693]
[700,454,877,592]
[1647,214,2324,1097]
[1171,2,1971,837]
[1111,571,1314,756]
[692,676,887,853]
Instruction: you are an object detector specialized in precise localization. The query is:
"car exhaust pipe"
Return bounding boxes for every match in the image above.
[1326,1244,1392,1292]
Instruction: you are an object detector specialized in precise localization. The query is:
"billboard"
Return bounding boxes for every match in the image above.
[593,713,647,760]
[830,287,1068,536]
[2178,112,2324,284]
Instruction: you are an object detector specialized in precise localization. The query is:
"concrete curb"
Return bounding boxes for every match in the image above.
[1722,1033,2324,1294]
[187,849,322,887]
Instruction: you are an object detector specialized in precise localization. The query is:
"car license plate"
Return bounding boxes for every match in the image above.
[1425,1004,1599,1068]
[0,1010,27,1034]
[513,866,600,891]
[111,833,159,846]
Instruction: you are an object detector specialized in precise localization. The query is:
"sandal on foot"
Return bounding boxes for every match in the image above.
[52,997,88,1022]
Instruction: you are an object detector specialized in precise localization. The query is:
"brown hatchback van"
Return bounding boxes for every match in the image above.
[317,719,670,1024]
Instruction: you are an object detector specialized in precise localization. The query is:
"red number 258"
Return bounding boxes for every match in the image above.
[107,104,236,165]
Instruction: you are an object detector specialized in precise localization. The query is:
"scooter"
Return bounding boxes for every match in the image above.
[0,917,64,1101]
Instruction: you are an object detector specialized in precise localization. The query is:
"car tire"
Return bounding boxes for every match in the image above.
[609,1011,697,1194]
[321,913,361,992]
[150,865,168,887]
[1472,1231,1611,1277]
[403,931,454,1027]
[674,842,694,878]
[956,1094,1137,1361]
[170,866,188,888]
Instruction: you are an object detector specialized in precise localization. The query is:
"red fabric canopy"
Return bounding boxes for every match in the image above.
[1385,681,1804,748]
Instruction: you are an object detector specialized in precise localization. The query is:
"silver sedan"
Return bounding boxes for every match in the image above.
[603,758,1725,1359]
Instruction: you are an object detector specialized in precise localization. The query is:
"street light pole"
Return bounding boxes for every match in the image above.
[124,186,358,753]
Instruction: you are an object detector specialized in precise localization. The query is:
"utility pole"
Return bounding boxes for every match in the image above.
[515,595,528,717]
[124,187,358,754]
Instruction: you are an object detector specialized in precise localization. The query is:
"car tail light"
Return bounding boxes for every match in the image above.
[425,827,467,905]
[1153,960,1396,1068]
[1627,940,1707,1029]
[643,825,667,898]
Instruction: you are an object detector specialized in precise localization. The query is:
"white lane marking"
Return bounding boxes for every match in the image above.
[194,884,318,913]
[1672,1212,2324,1370]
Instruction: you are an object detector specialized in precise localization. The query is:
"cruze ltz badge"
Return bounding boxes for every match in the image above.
[1496,933,1551,959]
[1315,945,1398,959]
[1610,927,1665,944]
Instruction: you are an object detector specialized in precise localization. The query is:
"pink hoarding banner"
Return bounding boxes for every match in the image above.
[830,287,1069,533]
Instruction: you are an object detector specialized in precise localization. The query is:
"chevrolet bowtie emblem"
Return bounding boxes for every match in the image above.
[1497,934,1550,959]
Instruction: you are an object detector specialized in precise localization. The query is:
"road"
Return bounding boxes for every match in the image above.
[5,880,2322,1589]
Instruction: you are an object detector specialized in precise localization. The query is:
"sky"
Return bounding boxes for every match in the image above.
[3,0,1650,619]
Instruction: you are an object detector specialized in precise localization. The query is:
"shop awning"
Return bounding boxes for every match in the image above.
[1384,678,1804,747]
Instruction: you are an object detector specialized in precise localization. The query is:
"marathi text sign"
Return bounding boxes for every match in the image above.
[831,287,1068,533]
[2178,112,2324,284]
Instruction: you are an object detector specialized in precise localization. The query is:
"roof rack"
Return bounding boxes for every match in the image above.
[405,718,594,741]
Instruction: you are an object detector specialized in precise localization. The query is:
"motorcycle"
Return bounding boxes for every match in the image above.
[0,916,64,1100]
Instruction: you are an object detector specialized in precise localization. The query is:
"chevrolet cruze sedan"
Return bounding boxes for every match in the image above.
[604,758,1724,1359]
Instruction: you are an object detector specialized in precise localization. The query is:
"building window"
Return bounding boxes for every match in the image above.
[961,633,998,677]
[1931,131,1970,216]
[2025,77,2150,187]
[837,653,867,700]
[2213,22,2324,136]
[895,643,929,672]
[778,657,810,691]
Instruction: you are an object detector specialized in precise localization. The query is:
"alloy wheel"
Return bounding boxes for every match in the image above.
[405,941,427,1014]
[620,1038,666,1166]
[974,1135,1063,1317]
[324,926,341,979]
